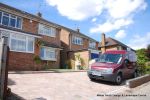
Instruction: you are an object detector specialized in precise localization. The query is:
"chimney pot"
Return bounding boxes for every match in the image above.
[37,12,42,17]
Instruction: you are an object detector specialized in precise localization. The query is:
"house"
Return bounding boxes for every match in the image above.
[99,33,134,53]
[0,3,99,70]
[60,28,99,70]
[0,3,62,70]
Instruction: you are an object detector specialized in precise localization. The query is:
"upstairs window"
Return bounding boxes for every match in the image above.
[89,41,96,48]
[2,13,9,26]
[72,35,83,45]
[38,24,56,37]
[0,11,22,29]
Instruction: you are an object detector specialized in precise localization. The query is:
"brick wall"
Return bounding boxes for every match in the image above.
[60,29,70,50]
[22,18,38,34]
[105,45,118,51]
[8,18,61,70]
[71,38,89,51]
[8,49,60,71]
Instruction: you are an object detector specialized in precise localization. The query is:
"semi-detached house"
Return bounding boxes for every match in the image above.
[0,3,99,70]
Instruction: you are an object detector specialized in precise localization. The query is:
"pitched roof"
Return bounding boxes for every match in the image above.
[39,40,63,49]
[99,37,135,51]
[0,3,98,42]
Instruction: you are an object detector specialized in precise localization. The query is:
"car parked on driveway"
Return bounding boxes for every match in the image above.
[88,50,137,85]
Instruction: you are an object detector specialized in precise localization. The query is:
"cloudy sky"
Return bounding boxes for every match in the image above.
[1,0,150,50]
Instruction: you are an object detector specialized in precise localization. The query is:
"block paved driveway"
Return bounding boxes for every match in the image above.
[8,72,128,100]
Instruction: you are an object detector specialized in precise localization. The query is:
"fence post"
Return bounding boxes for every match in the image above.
[0,37,9,100]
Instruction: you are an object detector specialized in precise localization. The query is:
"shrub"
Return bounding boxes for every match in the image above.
[33,55,42,64]
[137,63,146,75]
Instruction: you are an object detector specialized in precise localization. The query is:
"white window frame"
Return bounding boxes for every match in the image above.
[40,46,57,61]
[72,35,83,45]
[10,33,35,53]
[89,41,96,48]
[0,10,22,29]
[38,24,56,37]
[0,28,35,53]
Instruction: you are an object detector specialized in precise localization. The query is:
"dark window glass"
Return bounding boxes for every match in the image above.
[10,17,16,27]
[0,12,2,24]
[2,13,9,26]
[16,17,21,28]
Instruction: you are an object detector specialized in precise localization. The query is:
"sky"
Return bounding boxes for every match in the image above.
[0,0,150,50]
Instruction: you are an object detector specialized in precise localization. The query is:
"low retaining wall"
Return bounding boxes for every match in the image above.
[126,74,150,88]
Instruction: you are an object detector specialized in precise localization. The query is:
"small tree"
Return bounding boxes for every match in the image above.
[136,49,149,65]
[136,49,149,74]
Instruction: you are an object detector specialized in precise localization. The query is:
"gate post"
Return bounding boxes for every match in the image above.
[0,37,9,100]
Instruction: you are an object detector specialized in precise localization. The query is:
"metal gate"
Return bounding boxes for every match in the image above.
[0,37,9,100]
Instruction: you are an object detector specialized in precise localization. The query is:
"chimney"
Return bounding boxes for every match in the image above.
[101,33,106,53]
[37,12,42,17]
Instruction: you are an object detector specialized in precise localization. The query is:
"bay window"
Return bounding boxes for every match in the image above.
[10,33,34,53]
[38,24,56,37]
[40,47,56,61]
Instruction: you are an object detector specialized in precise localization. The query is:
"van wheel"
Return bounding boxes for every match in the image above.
[115,74,122,85]
[90,77,96,81]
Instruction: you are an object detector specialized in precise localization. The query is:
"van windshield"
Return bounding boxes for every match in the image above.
[98,53,122,64]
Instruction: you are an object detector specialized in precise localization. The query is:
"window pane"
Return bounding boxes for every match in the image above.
[40,47,45,58]
[16,17,21,28]
[18,40,26,51]
[28,38,34,52]
[11,34,26,51]
[51,27,56,37]
[46,49,55,59]
[11,39,17,50]
[0,12,2,24]
[10,17,16,27]
[2,15,9,26]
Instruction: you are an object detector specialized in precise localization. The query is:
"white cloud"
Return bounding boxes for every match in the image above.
[46,0,104,21]
[115,30,126,39]
[105,0,147,19]
[90,18,133,33]
[128,33,150,50]
[45,0,147,34]
[89,0,147,33]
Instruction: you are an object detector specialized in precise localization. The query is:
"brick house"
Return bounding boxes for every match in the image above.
[0,3,62,70]
[99,33,134,53]
[60,28,99,69]
[0,3,100,70]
